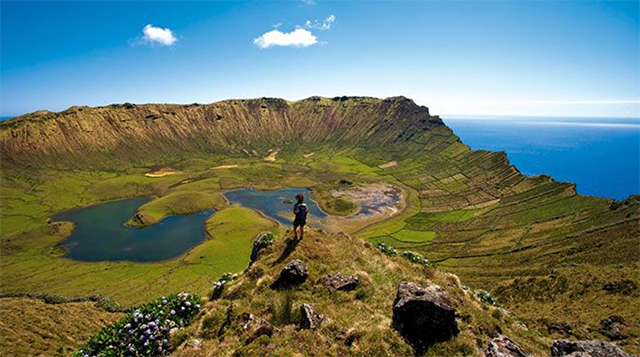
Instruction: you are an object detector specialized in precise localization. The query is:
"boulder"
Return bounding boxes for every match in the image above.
[550,339,633,357]
[391,281,459,354]
[300,304,324,329]
[485,335,529,357]
[271,259,308,289]
[319,273,359,291]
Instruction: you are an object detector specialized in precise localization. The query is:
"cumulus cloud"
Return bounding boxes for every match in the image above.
[253,28,317,49]
[306,15,335,30]
[253,15,335,49]
[141,24,177,46]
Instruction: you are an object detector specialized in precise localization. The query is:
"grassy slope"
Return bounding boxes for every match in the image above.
[0,297,123,357]
[170,229,548,357]
[174,232,548,357]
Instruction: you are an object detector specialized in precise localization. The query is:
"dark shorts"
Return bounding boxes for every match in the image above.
[293,217,306,227]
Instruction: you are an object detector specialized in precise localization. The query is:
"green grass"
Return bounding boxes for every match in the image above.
[407,207,487,224]
[391,229,436,243]
[127,191,227,226]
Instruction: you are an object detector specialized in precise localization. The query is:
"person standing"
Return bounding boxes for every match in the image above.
[293,193,308,240]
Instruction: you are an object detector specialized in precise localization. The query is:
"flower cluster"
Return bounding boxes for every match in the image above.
[75,293,201,357]
[211,272,238,299]
[254,232,275,249]
[377,242,397,257]
[402,250,434,267]
[476,289,499,306]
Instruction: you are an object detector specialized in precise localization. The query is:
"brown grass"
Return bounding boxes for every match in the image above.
[169,229,550,357]
[0,297,123,357]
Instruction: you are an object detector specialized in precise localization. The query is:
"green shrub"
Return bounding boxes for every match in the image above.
[377,242,397,257]
[211,272,239,299]
[254,232,275,250]
[75,292,201,357]
[476,290,499,306]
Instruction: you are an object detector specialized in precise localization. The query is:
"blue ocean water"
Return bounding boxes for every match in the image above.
[443,116,640,200]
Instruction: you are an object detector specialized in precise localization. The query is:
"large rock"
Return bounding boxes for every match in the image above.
[319,273,359,291]
[300,304,324,329]
[391,281,459,354]
[485,335,529,357]
[550,339,633,357]
[271,259,308,288]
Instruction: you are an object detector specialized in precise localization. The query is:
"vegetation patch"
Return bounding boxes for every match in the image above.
[75,293,201,357]
[391,229,436,243]
[211,272,239,300]
[311,181,360,216]
[0,297,124,357]
[401,250,434,267]
[126,191,227,227]
[377,242,398,257]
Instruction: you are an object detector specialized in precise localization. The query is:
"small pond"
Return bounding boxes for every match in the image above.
[223,188,328,228]
[53,197,214,262]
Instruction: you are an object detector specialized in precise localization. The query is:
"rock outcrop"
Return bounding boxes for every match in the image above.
[319,273,359,291]
[391,281,459,354]
[271,259,308,289]
[485,335,529,357]
[599,316,626,340]
[550,339,633,357]
[249,232,275,266]
[300,304,324,329]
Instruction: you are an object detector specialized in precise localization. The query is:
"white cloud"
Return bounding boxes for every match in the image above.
[141,24,177,46]
[306,15,335,30]
[253,28,317,49]
[300,0,316,5]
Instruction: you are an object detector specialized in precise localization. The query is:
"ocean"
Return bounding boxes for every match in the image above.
[443,116,640,200]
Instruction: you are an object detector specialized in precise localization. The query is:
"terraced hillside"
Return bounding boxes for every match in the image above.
[1,96,638,355]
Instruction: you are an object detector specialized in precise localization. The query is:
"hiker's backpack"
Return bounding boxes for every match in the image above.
[296,203,308,219]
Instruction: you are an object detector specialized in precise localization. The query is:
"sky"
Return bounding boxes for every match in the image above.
[1,0,639,118]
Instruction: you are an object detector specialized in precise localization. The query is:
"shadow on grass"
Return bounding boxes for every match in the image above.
[274,237,301,265]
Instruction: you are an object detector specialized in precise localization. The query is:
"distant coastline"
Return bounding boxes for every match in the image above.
[444,115,640,200]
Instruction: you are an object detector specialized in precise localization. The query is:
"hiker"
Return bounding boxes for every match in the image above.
[293,193,308,240]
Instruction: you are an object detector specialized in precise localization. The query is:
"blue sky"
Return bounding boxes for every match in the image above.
[1,1,639,117]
